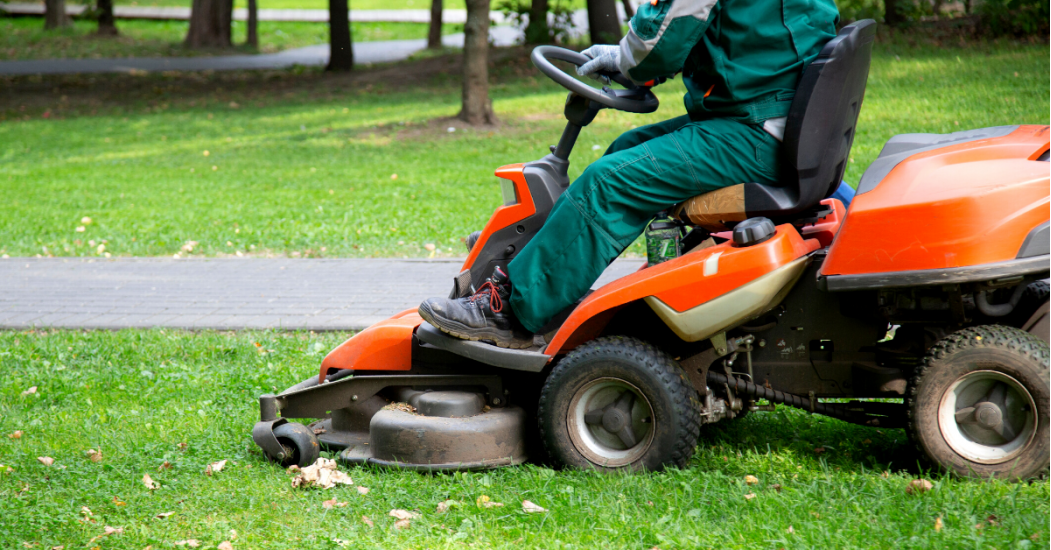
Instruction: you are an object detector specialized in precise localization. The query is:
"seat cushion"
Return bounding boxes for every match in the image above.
[673,184,748,231]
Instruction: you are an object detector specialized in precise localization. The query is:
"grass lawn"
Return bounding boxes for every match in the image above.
[0,39,1048,260]
[105,0,589,14]
[0,17,461,60]
[1,329,1047,549]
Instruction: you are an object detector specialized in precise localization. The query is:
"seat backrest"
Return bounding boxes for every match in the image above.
[744,19,877,220]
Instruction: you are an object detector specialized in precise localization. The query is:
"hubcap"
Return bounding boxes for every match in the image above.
[567,378,654,467]
[938,370,1037,464]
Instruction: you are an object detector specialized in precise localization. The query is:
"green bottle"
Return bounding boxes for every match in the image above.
[645,214,682,267]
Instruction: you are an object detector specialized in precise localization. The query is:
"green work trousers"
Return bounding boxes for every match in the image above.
[506,115,783,333]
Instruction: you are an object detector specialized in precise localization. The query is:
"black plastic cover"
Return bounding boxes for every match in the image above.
[1018,222,1050,259]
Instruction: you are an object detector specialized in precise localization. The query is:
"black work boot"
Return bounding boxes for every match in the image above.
[418,267,534,349]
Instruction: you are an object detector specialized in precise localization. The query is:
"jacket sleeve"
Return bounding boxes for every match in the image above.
[617,0,718,85]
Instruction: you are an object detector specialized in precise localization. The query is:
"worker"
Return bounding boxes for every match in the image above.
[418,0,841,348]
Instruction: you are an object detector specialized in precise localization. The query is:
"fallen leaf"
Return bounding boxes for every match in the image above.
[744,475,759,485]
[934,517,943,532]
[322,498,347,509]
[393,519,411,530]
[356,486,369,495]
[81,507,92,517]
[8,431,23,439]
[521,500,547,513]
[772,484,783,493]
[880,471,890,479]
[290,458,353,489]
[786,526,795,534]
[986,514,999,526]
[424,243,436,252]
[205,459,227,476]
[50,546,64,550]
[906,479,933,495]
[112,496,126,506]
[862,439,872,444]
[390,174,398,180]
[158,461,172,471]
[155,512,174,519]
[177,442,189,451]
[75,226,86,233]
[361,516,374,527]
[21,386,37,396]
[286,465,300,473]
[476,494,504,508]
[1030,532,1041,541]
[229,530,238,540]
[813,447,825,455]
[436,500,459,513]
[37,457,54,467]
[86,449,103,463]
[81,216,92,225]
[744,493,757,500]
[389,509,419,520]
[87,526,123,544]
[174,540,200,547]
[218,542,233,550]
[142,473,160,490]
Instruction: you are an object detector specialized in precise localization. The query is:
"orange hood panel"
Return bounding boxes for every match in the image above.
[823,125,1050,277]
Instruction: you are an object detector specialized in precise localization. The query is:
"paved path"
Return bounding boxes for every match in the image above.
[0,258,645,331]
[0,3,504,23]
[0,26,521,75]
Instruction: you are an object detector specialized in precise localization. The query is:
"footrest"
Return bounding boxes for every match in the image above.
[416,322,550,373]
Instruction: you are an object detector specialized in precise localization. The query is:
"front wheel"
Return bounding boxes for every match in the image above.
[907,325,1049,480]
[268,422,321,468]
[537,336,700,472]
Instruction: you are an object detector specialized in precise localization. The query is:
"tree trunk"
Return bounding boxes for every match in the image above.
[884,0,903,26]
[97,0,118,35]
[327,0,354,71]
[459,0,495,125]
[587,0,621,44]
[427,0,442,49]
[185,0,233,48]
[525,0,548,44]
[246,0,258,47]
[44,0,71,29]
[620,0,634,19]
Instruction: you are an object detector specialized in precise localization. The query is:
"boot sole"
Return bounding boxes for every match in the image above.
[418,303,533,350]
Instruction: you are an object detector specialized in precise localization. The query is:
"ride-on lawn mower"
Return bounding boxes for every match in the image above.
[252,20,1051,479]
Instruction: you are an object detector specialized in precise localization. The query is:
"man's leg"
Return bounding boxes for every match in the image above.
[507,118,783,333]
[604,115,694,154]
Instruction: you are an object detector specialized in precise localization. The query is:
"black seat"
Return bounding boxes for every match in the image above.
[675,20,877,229]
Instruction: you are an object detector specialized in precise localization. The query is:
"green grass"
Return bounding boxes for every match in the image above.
[105,0,588,14]
[0,329,1047,549]
[0,40,1047,259]
[0,17,461,60]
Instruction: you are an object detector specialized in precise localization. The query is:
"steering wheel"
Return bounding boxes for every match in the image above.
[531,46,660,114]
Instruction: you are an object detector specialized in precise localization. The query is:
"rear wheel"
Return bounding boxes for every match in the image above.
[907,325,1049,480]
[538,336,701,471]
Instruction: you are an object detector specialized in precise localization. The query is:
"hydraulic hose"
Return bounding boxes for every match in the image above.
[976,283,1028,317]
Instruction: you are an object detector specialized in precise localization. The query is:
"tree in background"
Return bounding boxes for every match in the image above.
[586,0,620,43]
[327,0,354,71]
[97,0,118,35]
[428,0,443,49]
[459,0,495,124]
[185,0,233,47]
[525,0,548,43]
[44,0,71,29]
[247,0,259,48]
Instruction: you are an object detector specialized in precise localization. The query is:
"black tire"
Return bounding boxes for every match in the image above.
[270,422,321,468]
[906,325,1049,480]
[1006,280,1049,329]
[537,336,701,472]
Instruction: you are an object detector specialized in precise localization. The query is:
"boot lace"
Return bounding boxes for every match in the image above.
[468,280,504,313]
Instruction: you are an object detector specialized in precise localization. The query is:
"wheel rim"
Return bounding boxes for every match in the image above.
[938,370,1038,464]
[566,377,655,467]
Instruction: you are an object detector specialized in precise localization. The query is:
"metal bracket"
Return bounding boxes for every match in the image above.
[251,418,289,461]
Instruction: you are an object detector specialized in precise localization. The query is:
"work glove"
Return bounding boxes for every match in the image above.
[577,44,621,81]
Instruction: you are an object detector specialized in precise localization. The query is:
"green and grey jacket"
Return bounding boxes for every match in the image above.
[618,0,839,130]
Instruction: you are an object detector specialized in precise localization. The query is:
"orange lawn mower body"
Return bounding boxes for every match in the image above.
[253,23,1050,479]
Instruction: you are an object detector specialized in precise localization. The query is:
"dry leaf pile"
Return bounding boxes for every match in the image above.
[290,458,353,489]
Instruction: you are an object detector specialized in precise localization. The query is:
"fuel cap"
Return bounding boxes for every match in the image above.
[732,217,776,247]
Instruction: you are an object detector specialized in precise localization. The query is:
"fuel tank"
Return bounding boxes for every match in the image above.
[822,125,1050,281]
